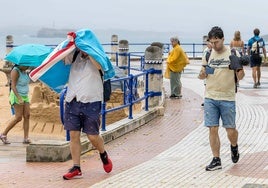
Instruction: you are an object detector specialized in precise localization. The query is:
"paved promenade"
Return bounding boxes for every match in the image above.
[1,62,268,188]
[91,63,268,188]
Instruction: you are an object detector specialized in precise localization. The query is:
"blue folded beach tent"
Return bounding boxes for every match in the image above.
[74,29,115,80]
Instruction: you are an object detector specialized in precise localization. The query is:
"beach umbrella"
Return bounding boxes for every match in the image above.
[5,44,53,67]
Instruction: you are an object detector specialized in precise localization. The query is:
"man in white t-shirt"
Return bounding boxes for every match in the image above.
[62,49,113,180]
[198,26,245,171]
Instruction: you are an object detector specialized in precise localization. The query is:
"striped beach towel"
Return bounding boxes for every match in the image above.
[29,28,115,93]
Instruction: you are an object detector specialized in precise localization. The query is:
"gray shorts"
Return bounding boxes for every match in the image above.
[64,99,101,135]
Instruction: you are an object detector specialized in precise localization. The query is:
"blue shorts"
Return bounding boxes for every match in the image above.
[64,99,101,135]
[204,98,236,128]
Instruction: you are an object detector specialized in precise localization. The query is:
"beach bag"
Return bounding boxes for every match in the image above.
[164,67,170,79]
[103,79,111,102]
[185,53,190,65]
[99,70,112,102]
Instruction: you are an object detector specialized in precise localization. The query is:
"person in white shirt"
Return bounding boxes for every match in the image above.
[62,49,113,180]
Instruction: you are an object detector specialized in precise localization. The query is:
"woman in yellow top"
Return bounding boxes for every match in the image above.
[166,36,188,98]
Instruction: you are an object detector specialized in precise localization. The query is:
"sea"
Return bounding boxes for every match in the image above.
[0,32,205,60]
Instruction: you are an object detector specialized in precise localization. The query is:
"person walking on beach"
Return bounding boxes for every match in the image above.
[247,28,267,88]
[198,26,245,171]
[230,31,245,56]
[62,49,113,180]
[0,65,31,144]
[166,36,188,99]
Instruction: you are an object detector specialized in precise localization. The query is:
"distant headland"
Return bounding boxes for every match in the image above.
[36,28,75,38]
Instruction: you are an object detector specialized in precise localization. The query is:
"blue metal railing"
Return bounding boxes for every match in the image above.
[101,71,146,131]
[99,51,163,130]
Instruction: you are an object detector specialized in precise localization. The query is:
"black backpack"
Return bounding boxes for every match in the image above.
[72,50,111,102]
[251,38,262,62]
[99,70,112,102]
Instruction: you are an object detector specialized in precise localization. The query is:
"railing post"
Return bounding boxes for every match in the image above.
[115,52,119,66]
[128,53,131,75]
[59,87,70,141]
[145,72,149,111]
[6,35,13,55]
[128,74,134,119]
[118,40,129,75]
[144,44,163,108]
[101,102,107,131]
[193,43,196,58]
[3,35,14,86]
[111,34,118,62]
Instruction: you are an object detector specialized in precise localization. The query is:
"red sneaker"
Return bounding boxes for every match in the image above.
[103,157,113,173]
[63,166,82,180]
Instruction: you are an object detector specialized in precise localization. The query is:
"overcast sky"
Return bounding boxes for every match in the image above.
[0,0,267,42]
